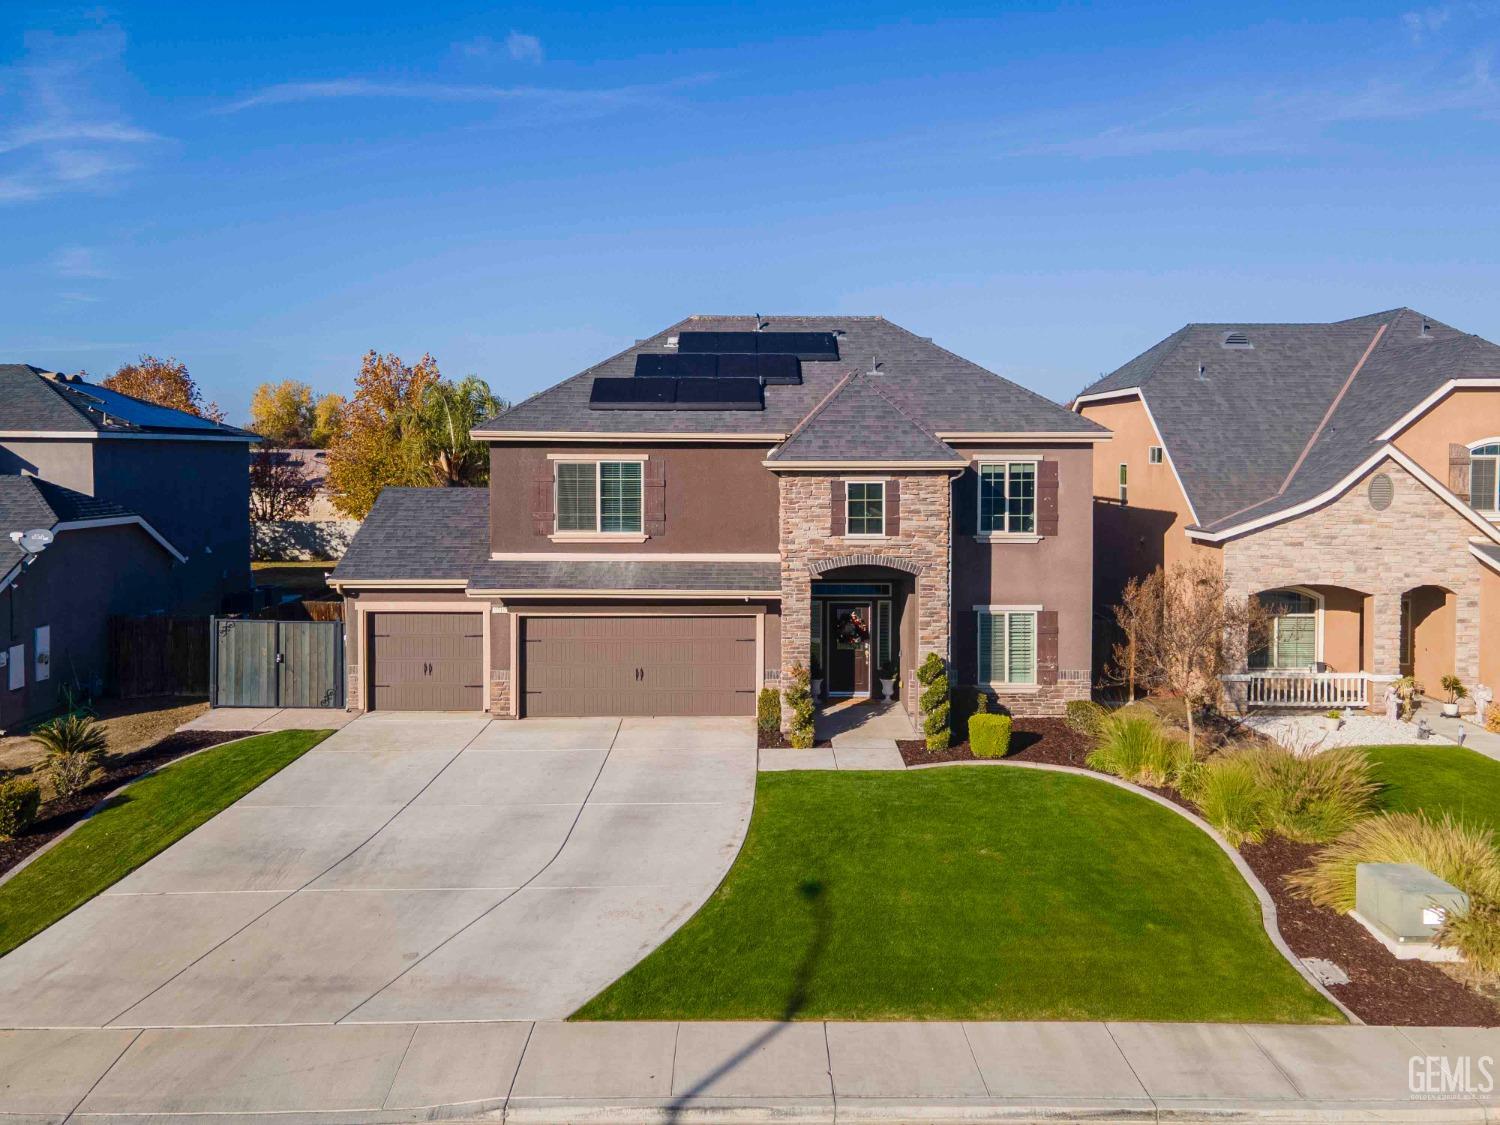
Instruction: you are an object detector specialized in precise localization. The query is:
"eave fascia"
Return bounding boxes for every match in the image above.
[467,588,781,599]
[473,430,786,444]
[762,459,967,471]
[327,577,468,591]
[1070,387,1143,410]
[1375,378,1500,441]
[53,515,189,562]
[934,431,1110,443]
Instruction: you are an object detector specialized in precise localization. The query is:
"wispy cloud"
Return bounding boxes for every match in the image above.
[456,31,545,63]
[0,20,160,204]
[217,73,707,117]
[1007,50,1499,160]
[1403,5,1453,44]
[51,245,110,279]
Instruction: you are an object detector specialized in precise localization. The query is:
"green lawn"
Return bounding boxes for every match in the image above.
[1367,744,1500,833]
[0,729,329,957]
[575,769,1341,1024]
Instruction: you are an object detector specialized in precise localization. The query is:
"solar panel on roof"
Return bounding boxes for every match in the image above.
[55,383,231,432]
[715,354,758,380]
[675,330,838,360]
[633,353,718,379]
[756,354,802,384]
[677,331,760,354]
[589,377,677,410]
[673,378,764,410]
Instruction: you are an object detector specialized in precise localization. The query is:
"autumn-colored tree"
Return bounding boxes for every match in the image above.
[103,355,224,422]
[325,352,440,519]
[249,380,315,445]
[309,393,346,448]
[248,446,317,522]
[411,375,508,487]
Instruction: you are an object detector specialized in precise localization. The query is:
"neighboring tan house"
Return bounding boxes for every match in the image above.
[251,447,361,561]
[0,364,257,728]
[1074,308,1500,711]
[332,316,1108,721]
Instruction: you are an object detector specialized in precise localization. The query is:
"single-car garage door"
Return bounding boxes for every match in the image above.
[523,615,756,717]
[369,612,484,711]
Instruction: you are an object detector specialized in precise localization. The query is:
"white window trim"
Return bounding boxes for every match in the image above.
[1148,445,1164,464]
[1254,586,1325,670]
[975,457,1040,538]
[1467,438,1500,518]
[554,459,646,537]
[844,479,887,538]
[1118,462,1129,504]
[975,606,1039,689]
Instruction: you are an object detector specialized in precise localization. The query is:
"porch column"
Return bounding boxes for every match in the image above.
[779,560,811,724]
[1369,590,1404,677]
[1457,585,1482,706]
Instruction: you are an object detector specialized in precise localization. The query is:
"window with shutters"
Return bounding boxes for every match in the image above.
[845,481,885,536]
[976,609,1037,685]
[1470,442,1500,513]
[554,460,644,534]
[977,461,1037,534]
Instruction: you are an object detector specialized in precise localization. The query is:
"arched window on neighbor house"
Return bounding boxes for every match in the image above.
[1251,588,1321,670]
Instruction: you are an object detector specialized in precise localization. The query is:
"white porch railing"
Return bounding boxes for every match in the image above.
[1221,671,1399,710]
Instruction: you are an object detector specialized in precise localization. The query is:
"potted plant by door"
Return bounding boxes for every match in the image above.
[1440,674,1467,718]
[878,662,896,700]
[810,658,823,701]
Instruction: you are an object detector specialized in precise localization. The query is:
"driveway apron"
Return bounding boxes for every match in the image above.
[0,714,755,1028]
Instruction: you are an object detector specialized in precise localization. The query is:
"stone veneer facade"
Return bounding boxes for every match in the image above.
[1221,457,1483,702]
[778,472,953,724]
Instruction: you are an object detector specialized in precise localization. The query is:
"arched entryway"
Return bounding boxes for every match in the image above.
[1401,584,1457,688]
[806,559,922,715]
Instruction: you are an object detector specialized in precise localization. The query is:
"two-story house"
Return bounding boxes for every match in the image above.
[0,364,256,728]
[1074,308,1500,712]
[331,316,1107,723]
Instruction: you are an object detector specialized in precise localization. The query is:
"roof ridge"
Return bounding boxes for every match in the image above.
[31,370,102,431]
[863,370,954,447]
[773,370,856,451]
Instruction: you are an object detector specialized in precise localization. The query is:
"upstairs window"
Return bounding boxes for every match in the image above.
[1471,444,1500,513]
[556,460,643,533]
[978,462,1036,534]
[1148,446,1164,465]
[846,481,886,536]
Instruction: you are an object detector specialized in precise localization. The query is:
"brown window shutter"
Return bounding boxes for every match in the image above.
[644,460,667,536]
[532,468,555,536]
[886,479,901,536]
[1036,460,1060,536]
[1037,610,1059,685]
[954,466,977,536]
[830,479,846,536]
[1449,443,1471,501]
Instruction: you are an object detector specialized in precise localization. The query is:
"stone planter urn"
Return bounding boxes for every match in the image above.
[1442,701,1461,718]
[811,678,823,699]
[879,677,895,699]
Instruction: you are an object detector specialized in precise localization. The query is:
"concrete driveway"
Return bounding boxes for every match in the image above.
[0,714,755,1028]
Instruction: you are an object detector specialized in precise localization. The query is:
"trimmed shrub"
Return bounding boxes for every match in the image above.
[784,662,816,749]
[1086,713,1193,787]
[1289,812,1500,970]
[756,687,781,735]
[917,653,951,752]
[1063,699,1108,739]
[969,713,1012,759]
[35,715,108,800]
[0,778,42,841]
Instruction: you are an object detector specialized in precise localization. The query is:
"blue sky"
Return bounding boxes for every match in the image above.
[3,2,1499,423]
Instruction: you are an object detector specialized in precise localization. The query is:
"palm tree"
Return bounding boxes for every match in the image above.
[408,376,508,487]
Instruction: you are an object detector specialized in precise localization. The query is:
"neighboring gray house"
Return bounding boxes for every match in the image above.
[0,364,257,729]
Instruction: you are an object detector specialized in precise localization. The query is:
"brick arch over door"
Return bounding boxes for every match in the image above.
[806,554,927,577]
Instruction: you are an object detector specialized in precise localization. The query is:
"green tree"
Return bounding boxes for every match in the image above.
[326,351,439,519]
[309,393,346,448]
[411,375,508,487]
[248,380,315,445]
[103,355,224,422]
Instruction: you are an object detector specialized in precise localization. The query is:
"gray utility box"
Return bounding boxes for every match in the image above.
[1355,862,1469,944]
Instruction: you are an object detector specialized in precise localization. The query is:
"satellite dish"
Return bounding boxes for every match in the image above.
[8,529,54,555]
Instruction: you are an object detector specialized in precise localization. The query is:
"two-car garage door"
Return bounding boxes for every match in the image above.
[523,615,757,717]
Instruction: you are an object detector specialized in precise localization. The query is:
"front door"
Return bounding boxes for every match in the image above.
[827,601,872,697]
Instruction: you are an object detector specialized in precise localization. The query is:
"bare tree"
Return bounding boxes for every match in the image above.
[1106,558,1268,750]
[249,445,317,522]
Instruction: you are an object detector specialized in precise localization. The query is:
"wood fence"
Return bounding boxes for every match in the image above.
[108,616,210,698]
[211,618,345,709]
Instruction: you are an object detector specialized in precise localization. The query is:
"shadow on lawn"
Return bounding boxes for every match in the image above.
[664,879,831,1120]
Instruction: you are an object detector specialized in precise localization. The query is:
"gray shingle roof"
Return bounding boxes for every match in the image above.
[476,316,1102,440]
[468,559,780,593]
[331,487,491,583]
[1077,308,1500,530]
[0,475,142,573]
[767,372,965,463]
[0,365,255,439]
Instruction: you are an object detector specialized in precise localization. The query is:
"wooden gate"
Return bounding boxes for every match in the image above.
[211,618,345,709]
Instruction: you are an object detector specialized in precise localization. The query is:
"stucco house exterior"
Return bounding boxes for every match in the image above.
[331,316,1108,721]
[1074,308,1500,711]
[0,364,257,728]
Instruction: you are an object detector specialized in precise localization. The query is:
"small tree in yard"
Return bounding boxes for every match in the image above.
[249,445,318,522]
[1106,571,1165,700]
[34,715,108,799]
[1107,558,1267,752]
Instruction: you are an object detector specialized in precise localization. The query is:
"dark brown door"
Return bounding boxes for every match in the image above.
[370,613,485,711]
[827,602,872,697]
[523,615,756,716]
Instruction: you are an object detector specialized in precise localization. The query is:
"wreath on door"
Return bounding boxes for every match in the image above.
[836,609,869,646]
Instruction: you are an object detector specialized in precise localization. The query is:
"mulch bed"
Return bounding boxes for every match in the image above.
[1240,835,1500,1026]
[897,718,1090,767]
[0,730,255,880]
[757,728,831,750]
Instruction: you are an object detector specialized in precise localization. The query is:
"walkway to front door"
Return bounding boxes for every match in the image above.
[814,698,916,744]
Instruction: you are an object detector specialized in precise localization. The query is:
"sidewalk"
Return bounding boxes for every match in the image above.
[178,706,355,732]
[5,1019,1496,1122]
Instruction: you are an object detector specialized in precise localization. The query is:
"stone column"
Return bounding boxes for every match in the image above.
[1456,586,1482,708]
[1369,592,1404,707]
[779,559,811,725]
